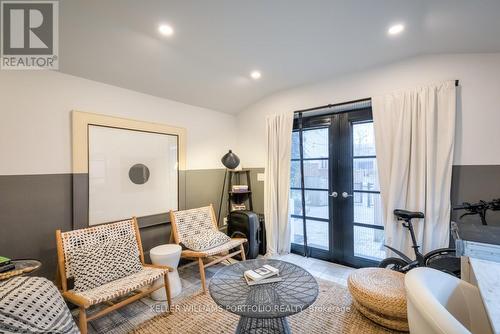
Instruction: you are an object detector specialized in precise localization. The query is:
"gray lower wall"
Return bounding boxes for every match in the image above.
[0,174,73,280]
[451,165,500,224]
[247,168,265,214]
[0,168,266,278]
[0,165,496,278]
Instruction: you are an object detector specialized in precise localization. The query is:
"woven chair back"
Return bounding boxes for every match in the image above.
[170,206,217,245]
[60,219,140,279]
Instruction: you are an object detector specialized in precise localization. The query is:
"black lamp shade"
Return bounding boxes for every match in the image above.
[221,150,240,169]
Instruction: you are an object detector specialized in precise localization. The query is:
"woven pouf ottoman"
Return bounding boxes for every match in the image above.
[348,268,408,332]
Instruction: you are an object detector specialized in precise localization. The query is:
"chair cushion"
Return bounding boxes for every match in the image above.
[182,238,247,256]
[0,277,79,334]
[69,234,143,292]
[72,267,167,305]
[181,229,231,251]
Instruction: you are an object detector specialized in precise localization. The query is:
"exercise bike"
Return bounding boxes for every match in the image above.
[379,209,460,277]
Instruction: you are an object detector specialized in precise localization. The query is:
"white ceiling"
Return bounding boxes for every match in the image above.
[60,0,500,113]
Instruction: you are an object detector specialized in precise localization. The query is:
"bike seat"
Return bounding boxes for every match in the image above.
[394,209,424,220]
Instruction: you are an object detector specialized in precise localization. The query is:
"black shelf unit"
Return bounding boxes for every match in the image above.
[227,170,253,214]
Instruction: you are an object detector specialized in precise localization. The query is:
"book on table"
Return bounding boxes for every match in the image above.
[0,256,14,273]
[0,256,11,266]
[243,264,282,286]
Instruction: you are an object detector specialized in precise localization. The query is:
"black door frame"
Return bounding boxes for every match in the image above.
[339,108,381,268]
[291,114,332,262]
[290,107,381,268]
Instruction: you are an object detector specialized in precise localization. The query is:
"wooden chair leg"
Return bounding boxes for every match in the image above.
[163,272,172,313]
[240,244,246,261]
[78,307,88,334]
[198,258,207,293]
[54,263,62,290]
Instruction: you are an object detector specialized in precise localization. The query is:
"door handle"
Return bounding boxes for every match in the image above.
[342,192,353,198]
[329,191,338,198]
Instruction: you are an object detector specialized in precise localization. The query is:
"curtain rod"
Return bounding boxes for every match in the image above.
[293,97,371,114]
[293,80,459,114]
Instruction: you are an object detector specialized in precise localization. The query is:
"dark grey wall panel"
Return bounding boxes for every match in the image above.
[140,223,172,262]
[0,174,73,279]
[185,169,226,219]
[247,168,265,214]
[72,173,88,230]
[2,165,496,280]
[185,168,266,220]
[0,169,231,279]
[451,165,500,225]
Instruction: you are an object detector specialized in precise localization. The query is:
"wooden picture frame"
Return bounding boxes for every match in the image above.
[71,110,187,229]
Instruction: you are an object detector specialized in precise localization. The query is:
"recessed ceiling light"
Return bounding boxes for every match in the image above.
[158,24,174,36]
[250,71,261,80]
[388,23,405,36]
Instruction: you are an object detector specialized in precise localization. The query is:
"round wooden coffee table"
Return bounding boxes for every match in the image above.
[209,259,318,334]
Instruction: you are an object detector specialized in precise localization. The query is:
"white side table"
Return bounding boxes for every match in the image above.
[150,244,182,300]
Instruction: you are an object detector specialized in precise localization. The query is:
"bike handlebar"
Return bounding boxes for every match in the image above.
[453,198,499,226]
[453,204,472,210]
[491,199,500,211]
[453,200,491,211]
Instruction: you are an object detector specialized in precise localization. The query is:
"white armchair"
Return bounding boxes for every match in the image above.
[405,267,492,334]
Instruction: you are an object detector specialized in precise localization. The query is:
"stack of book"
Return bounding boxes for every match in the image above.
[0,256,14,273]
[231,185,249,193]
[231,203,247,211]
[244,264,282,286]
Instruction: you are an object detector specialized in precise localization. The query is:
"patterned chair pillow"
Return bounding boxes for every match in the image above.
[69,235,143,292]
[181,229,231,251]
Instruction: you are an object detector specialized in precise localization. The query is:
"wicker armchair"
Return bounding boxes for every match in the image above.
[56,218,173,334]
[170,204,247,293]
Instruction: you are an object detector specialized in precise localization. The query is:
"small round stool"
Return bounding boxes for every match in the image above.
[150,244,182,300]
[348,268,408,331]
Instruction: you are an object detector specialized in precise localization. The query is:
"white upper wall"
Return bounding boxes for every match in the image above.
[2,53,499,175]
[236,53,500,167]
[0,71,237,175]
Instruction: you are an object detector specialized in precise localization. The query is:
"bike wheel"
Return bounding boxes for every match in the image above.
[379,257,408,272]
[426,252,461,278]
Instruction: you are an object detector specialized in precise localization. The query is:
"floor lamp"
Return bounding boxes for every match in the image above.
[218,150,240,226]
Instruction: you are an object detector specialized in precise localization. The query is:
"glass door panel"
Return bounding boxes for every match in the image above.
[304,219,329,250]
[290,127,331,257]
[345,118,385,266]
[290,217,304,245]
[302,128,329,158]
[290,107,385,267]
[353,226,385,260]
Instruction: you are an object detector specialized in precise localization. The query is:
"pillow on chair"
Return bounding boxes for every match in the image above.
[181,230,231,252]
[69,235,143,292]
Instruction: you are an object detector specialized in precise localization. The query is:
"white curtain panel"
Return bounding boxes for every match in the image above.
[373,80,456,257]
[264,111,294,255]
